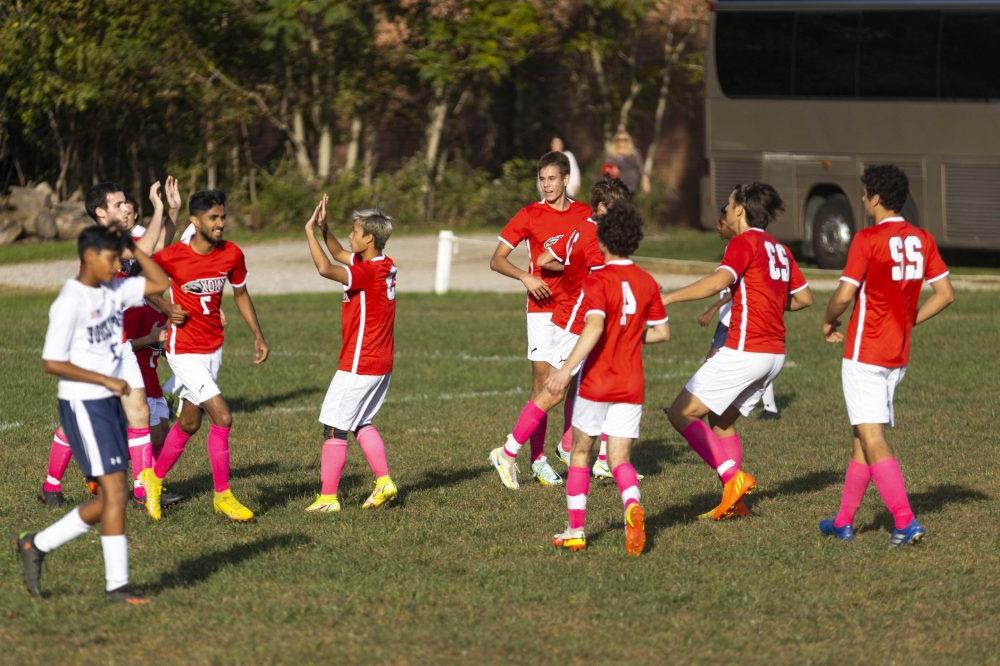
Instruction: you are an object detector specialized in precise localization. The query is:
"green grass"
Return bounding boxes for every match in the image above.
[1,291,997,663]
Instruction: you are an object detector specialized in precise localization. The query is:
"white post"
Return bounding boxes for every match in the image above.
[434,230,455,295]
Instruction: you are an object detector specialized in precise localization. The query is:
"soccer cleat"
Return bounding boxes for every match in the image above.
[306,494,341,513]
[758,409,781,421]
[161,491,183,507]
[556,446,572,467]
[106,585,151,605]
[709,470,756,521]
[362,476,398,509]
[488,447,520,490]
[624,503,647,556]
[139,469,163,521]
[552,526,587,551]
[819,518,855,541]
[85,478,99,495]
[889,519,925,548]
[213,490,255,522]
[16,532,45,597]
[592,458,612,479]
[38,489,67,508]
[531,457,563,486]
[698,498,750,521]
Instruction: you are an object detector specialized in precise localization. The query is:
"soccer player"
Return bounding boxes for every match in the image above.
[545,202,669,555]
[17,225,169,602]
[663,183,813,521]
[301,195,399,512]
[818,165,954,547]
[488,151,592,486]
[140,189,270,522]
[488,176,629,489]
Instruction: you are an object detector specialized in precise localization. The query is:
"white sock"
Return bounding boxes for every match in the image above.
[101,535,129,591]
[762,383,778,412]
[33,507,91,552]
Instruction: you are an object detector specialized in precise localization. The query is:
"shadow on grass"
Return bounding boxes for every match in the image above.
[255,473,362,513]
[857,483,990,533]
[773,391,798,413]
[166,461,286,498]
[146,533,312,592]
[228,386,324,414]
[395,466,491,505]
[631,439,686,476]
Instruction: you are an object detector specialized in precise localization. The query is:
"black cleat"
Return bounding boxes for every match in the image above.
[161,491,184,507]
[38,490,68,508]
[16,532,45,597]
[758,410,781,421]
[106,584,151,605]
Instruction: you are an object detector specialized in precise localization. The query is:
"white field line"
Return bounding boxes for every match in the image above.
[0,421,23,431]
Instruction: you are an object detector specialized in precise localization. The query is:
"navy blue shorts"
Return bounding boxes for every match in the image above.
[712,322,729,350]
[57,397,128,478]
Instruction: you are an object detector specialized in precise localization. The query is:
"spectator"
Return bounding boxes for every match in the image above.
[605,130,650,195]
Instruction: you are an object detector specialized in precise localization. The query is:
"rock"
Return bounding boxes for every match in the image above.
[30,210,58,239]
[66,187,84,203]
[0,215,24,245]
[6,185,50,224]
[53,202,91,240]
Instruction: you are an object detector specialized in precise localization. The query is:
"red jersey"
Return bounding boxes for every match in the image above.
[547,217,605,334]
[719,228,808,354]
[498,199,592,313]
[577,261,668,404]
[153,240,248,354]
[840,217,948,367]
[339,254,397,375]
[123,304,168,397]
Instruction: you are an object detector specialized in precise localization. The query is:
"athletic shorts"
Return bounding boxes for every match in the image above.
[547,327,584,376]
[319,371,391,431]
[685,346,784,417]
[841,359,907,427]
[147,396,170,427]
[119,344,145,391]
[526,312,555,362]
[572,395,642,439]
[165,349,223,406]
[711,322,729,350]
[57,396,128,478]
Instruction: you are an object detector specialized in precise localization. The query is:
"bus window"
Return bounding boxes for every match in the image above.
[716,12,794,97]
[858,11,939,98]
[794,12,860,97]
[941,13,1000,99]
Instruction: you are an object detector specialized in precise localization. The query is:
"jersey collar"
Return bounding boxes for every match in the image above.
[605,259,633,266]
[878,216,905,225]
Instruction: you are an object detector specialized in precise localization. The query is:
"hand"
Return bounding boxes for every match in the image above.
[104,377,131,397]
[521,274,551,301]
[150,324,167,342]
[164,176,182,214]
[167,304,189,325]
[305,194,328,233]
[697,311,713,327]
[823,319,844,343]
[149,180,164,211]
[545,368,571,395]
[254,337,270,365]
[220,309,228,327]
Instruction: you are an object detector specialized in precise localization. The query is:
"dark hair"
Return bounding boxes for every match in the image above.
[537,151,571,177]
[597,201,644,257]
[85,181,124,221]
[861,164,908,213]
[731,182,784,229]
[189,189,227,217]
[591,176,631,211]
[77,224,129,260]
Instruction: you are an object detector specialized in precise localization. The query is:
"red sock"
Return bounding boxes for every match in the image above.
[529,414,548,462]
[681,421,736,482]
[206,424,231,493]
[356,425,390,478]
[566,466,590,529]
[870,458,915,530]
[153,423,191,479]
[833,460,871,528]
[127,427,151,499]
[320,437,348,495]
[612,462,640,510]
[43,430,73,493]
[560,392,575,453]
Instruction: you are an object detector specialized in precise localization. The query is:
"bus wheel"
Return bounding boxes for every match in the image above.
[812,194,853,269]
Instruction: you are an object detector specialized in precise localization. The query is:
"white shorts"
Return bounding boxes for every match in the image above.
[547,328,584,376]
[572,395,642,439]
[319,371,391,432]
[147,397,170,427]
[685,347,785,417]
[842,359,906,427]
[165,349,223,406]
[118,344,145,391]
[527,312,555,362]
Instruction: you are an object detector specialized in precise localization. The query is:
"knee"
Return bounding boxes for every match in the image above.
[178,416,201,435]
[666,402,687,430]
[124,400,149,427]
[213,411,233,429]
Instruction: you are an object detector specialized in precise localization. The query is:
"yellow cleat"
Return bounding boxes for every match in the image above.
[552,527,587,551]
[624,503,646,556]
[710,470,756,521]
[139,468,163,521]
[488,447,520,490]
[305,493,341,513]
[213,489,254,522]
[697,498,750,521]
[362,476,397,509]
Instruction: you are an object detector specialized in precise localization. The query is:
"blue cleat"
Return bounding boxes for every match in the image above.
[889,519,925,548]
[819,518,855,541]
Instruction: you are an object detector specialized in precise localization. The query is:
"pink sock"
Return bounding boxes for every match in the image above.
[529,414,548,462]
[320,437,348,495]
[356,425,390,479]
[870,458,915,530]
[127,427,152,499]
[566,466,590,529]
[612,462,640,510]
[681,420,737,482]
[719,433,742,470]
[560,392,575,453]
[206,424,231,493]
[833,460,871,528]
[504,401,547,459]
[43,430,73,493]
[598,434,608,462]
[153,423,191,479]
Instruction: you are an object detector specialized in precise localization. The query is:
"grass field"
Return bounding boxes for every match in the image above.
[1,288,997,663]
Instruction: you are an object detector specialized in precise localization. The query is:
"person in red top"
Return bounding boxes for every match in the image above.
[819,165,954,547]
[303,194,399,512]
[663,183,813,521]
[489,151,592,483]
[545,202,669,555]
[140,189,270,523]
[488,177,627,490]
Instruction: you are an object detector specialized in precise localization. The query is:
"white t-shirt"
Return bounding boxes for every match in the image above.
[42,277,147,400]
[180,223,195,244]
[718,290,732,327]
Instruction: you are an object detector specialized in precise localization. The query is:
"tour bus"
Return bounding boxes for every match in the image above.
[704,0,1000,267]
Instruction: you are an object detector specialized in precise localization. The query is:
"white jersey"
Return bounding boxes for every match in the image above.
[180,223,195,244]
[42,277,147,400]
[718,290,732,327]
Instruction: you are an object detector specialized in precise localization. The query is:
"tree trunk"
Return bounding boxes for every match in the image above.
[346,115,362,172]
[362,121,377,187]
[292,108,317,182]
[422,86,449,221]
[617,78,641,133]
[229,144,240,190]
[318,123,333,182]
[130,138,142,206]
[205,121,217,190]
[241,120,257,205]
[588,45,614,145]
[643,23,693,180]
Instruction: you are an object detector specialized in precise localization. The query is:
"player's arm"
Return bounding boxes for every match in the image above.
[915,275,955,325]
[697,294,728,327]
[538,250,565,273]
[158,175,181,248]
[822,281,856,343]
[644,322,670,344]
[662,268,734,307]
[308,194,353,266]
[788,286,814,311]
[42,360,130,396]
[132,181,166,256]
[232,285,270,364]
[305,198,350,284]
[41,304,129,395]
[130,324,166,350]
[489,242,551,300]
[124,238,170,297]
[545,313,605,395]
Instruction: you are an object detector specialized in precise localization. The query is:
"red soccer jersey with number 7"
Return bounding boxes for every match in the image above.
[840,217,949,368]
[339,253,397,375]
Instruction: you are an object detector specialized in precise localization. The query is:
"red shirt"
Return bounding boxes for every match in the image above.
[720,228,807,354]
[498,199,592,313]
[547,218,605,334]
[841,217,948,367]
[577,261,668,404]
[123,304,168,397]
[153,241,248,354]
[339,254,397,375]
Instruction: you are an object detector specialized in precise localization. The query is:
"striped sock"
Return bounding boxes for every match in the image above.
[612,462,640,510]
[566,466,590,530]
[43,430,73,493]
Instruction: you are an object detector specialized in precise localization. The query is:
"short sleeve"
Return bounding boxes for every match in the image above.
[42,294,77,362]
[840,234,869,287]
[123,306,144,340]
[547,230,571,263]
[580,273,607,321]
[923,233,949,283]
[229,247,248,288]
[646,289,668,325]
[152,246,171,273]
[787,251,809,294]
[347,260,378,291]
[498,207,530,250]
[584,237,605,269]
[114,276,147,310]
[719,235,753,283]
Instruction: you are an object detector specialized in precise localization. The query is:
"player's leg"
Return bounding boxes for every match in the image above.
[353,373,397,509]
[820,436,868,541]
[858,422,921,547]
[759,382,780,420]
[120,387,152,503]
[557,374,577,461]
[40,427,73,506]
[146,397,183,508]
[307,423,347,513]
[553,396,604,550]
[200,393,253,522]
[592,433,611,478]
[490,381,566,490]
[528,359,551,459]
[525,313,555,465]
[605,403,645,555]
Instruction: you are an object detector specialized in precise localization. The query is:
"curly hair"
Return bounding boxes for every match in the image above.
[590,176,631,211]
[861,164,908,213]
[732,182,784,229]
[597,201,644,257]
